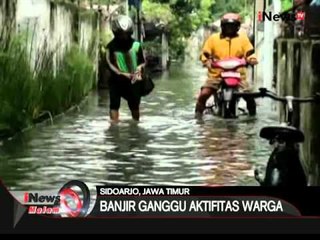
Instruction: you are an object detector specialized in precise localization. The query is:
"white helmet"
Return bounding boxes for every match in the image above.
[111,15,134,35]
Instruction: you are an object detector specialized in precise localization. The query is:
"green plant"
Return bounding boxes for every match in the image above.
[142,0,255,59]
[0,25,95,138]
[41,45,95,115]
[0,32,40,135]
[100,30,113,47]
[142,0,175,25]
[281,0,293,11]
[142,0,215,59]
[143,39,162,55]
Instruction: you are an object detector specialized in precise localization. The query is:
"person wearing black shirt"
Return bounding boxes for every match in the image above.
[106,15,146,122]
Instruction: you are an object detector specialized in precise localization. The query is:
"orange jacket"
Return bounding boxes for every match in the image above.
[200,32,256,81]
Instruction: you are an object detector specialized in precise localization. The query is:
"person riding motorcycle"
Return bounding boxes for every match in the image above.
[106,15,146,122]
[195,13,258,118]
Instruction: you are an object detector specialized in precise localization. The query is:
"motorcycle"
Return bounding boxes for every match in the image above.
[206,57,248,118]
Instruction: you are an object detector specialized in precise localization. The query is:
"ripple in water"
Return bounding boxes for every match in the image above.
[0,63,277,190]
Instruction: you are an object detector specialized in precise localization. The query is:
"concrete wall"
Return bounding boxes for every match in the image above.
[253,0,320,185]
[255,0,282,91]
[0,0,4,28]
[276,39,320,185]
[161,33,169,69]
[0,0,99,75]
[185,27,209,62]
[0,0,17,32]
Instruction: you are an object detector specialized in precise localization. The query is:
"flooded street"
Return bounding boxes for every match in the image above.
[0,62,278,190]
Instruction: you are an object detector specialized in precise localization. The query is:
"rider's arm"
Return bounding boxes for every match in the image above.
[242,34,258,65]
[200,36,214,65]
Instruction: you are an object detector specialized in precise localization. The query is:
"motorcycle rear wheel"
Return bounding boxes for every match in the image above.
[221,100,237,118]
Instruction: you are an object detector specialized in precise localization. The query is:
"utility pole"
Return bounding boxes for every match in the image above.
[129,0,142,41]
[252,0,256,83]
[245,0,247,15]
[137,2,141,42]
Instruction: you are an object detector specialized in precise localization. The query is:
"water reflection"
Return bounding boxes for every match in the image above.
[104,122,154,185]
[196,120,254,186]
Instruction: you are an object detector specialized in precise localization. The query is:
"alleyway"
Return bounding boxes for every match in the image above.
[0,62,279,190]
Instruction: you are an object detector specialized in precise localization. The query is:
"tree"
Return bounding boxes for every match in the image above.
[281,0,293,10]
[143,0,255,59]
[143,0,216,59]
[210,0,255,19]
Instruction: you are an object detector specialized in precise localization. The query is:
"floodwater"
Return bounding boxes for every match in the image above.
[0,62,278,191]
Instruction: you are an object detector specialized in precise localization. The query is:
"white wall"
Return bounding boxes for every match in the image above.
[255,0,281,91]
[16,0,52,70]
[161,33,169,69]
[51,5,73,72]
[80,19,93,53]
[0,0,3,29]
[185,27,207,62]
[13,0,97,73]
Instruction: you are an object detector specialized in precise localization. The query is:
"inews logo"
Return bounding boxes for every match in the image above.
[258,11,305,22]
[23,181,91,217]
[24,192,61,215]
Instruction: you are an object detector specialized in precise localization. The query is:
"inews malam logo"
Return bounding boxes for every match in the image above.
[23,180,91,218]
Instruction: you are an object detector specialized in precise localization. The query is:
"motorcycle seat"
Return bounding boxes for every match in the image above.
[260,125,305,143]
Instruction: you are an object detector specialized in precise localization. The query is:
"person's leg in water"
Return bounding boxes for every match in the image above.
[131,109,140,121]
[195,87,215,118]
[239,79,256,116]
[110,110,120,122]
[126,82,142,121]
[243,96,256,116]
[109,81,121,123]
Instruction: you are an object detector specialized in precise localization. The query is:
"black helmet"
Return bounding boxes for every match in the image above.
[220,13,241,37]
[111,15,134,35]
[221,13,241,29]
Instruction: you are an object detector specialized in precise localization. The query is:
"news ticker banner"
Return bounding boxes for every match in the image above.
[7,181,320,224]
